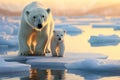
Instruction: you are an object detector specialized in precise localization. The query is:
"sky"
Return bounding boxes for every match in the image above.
[0,0,120,16]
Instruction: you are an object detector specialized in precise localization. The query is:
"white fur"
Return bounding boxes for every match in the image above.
[51,30,65,57]
[18,1,54,56]
[24,14,35,29]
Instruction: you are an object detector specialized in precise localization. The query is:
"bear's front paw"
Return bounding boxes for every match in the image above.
[45,48,50,53]
[34,51,46,56]
[58,55,63,57]
[52,54,58,57]
[19,51,32,56]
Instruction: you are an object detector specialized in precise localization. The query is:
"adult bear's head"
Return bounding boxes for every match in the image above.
[25,8,51,31]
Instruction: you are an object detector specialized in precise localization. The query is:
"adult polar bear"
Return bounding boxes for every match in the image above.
[19,1,54,56]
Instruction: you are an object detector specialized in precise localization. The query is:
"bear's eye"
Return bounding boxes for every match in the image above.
[57,35,59,36]
[61,35,63,36]
[42,15,44,18]
[33,16,36,19]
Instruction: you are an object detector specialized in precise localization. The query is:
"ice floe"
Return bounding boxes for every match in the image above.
[0,57,30,73]
[65,59,120,72]
[88,35,120,46]
[26,53,107,69]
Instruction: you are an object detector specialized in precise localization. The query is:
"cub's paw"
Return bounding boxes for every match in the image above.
[19,51,31,56]
[58,55,63,57]
[34,51,46,56]
[52,54,58,57]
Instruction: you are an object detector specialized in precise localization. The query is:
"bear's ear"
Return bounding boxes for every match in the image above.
[26,11,30,15]
[46,8,51,14]
[64,30,66,33]
[53,30,55,33]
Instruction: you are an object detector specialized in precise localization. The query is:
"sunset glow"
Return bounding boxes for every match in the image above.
[0,0,120,16]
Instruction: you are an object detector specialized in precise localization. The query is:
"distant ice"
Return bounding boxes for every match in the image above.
[0,57,30,73]
[55,15,105,25]
[88,35,120,46]
[54,16,67,22]
[92,23,114,28]
[114,24,120,30]
[109,17,120,23]
[0,16,19,48]
[65,59,120,72]
[0,32,18,47]
[55,24,82,36]
[0,16,19,35]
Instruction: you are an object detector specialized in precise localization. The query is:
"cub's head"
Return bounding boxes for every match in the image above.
[53,29,66,42]
[25,8,51,31]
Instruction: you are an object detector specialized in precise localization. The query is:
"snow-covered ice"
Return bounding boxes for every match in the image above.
[0,57,30,73]
[65,59,120,72]
[88,35,120,46]
[55,24,82,36]
[26,53,107,69]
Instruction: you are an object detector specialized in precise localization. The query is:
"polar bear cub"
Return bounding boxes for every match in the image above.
[51,29,65,57]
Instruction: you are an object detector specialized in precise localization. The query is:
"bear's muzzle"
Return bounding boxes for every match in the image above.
[37,24,42,29]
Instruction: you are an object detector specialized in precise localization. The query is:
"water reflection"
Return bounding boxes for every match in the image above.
[21,69,66,80]
[0,71,29,79]
[67,70,120,80]
[20,69,120,80]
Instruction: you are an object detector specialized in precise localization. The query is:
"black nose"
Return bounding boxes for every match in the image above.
[59,38,61,41]
[37,24,42,29]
